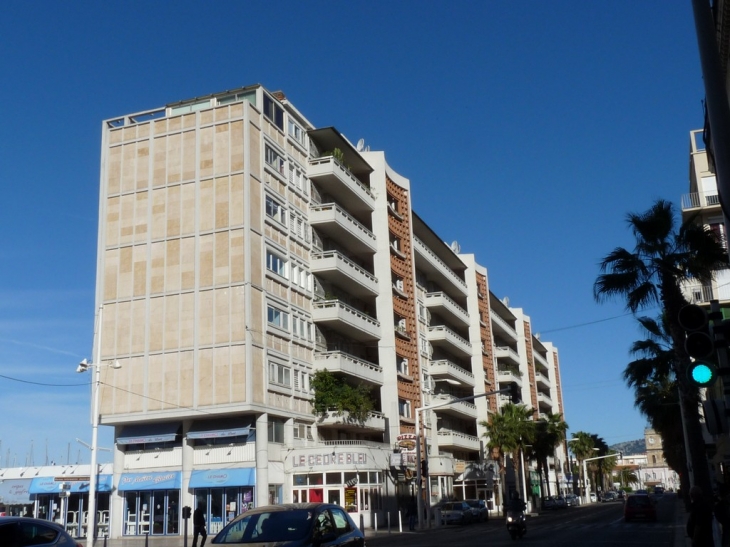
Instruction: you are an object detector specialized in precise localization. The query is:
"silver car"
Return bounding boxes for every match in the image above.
[439,501,473,525]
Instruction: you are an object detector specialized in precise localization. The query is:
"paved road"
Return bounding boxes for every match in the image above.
[90,494,690,547]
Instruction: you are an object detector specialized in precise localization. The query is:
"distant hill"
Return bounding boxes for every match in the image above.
[609,439,645,455]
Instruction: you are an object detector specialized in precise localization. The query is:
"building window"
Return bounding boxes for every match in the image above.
[292,316,313,341]
[288,119,305,145]
[268,419,285,443]
[290,211,310,242]
[293,422,313,440]
[269,361,291,387]
[294,369,311,393]
[267,305,290,331]
[291,263,312,292]
[398,399,412,419]
[266,250,288,278]
[397,357,409,376]
[289,165,307,195]
[265,145,285,175]
[263,95,284,130]
[265,195,287,225]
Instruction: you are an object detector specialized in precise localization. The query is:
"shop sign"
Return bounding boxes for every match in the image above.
[396,434,416,453]
[291,452,367,468]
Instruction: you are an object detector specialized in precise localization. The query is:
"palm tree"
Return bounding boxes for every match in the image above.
[532,413,568,498]
[481,403,535,509]
[569,431,595,501]
[624,314,690,496]
[594,199,727,498]
[615,467,639,490]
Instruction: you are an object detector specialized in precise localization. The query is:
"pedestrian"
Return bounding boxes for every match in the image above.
[192,503,207,547]
[687,485,714,547]
[407,497,417,531]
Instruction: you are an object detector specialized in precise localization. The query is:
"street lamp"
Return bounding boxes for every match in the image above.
[76,306,120,546]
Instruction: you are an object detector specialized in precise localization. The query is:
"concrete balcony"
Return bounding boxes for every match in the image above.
[413,237,468,297]
[425,292,470,328]
[308,156,375,216]
[429,359,475,388]
[497,369,523,387]
[436,429,481,453]
[431,394,477,420]
[314,351,383,387]
[427,325,473,359]
[311,251,378,298]
[533,351,549,368]
[313,300,381,342]
[535,370,550,388]
[491,313,518,340]
[310,203,377,255]
[494,345,520,367]
[316,410,386,433]
[537,391,553,409]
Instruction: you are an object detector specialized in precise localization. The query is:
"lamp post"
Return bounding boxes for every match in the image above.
[414,385,516,529]
[76,306,119,547]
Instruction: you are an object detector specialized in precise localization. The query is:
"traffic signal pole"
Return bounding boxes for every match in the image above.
[414,385,519,529]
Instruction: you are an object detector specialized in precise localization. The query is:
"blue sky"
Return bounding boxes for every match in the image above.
[0,1,703,465]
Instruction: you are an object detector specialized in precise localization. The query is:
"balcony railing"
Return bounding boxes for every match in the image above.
[310,203,377,254]
[413,237,468,295]
[308,156,375,214]
[425,292,470,327]
[429,359,475,387]
[311,250,378,297]
[431,394,477,419]
[436,429,481,452]
[427,325,473,358]
[314,350,383,386]
[494,345,520,366]
[681,191,720,210]
[312,299,381,341]
[491,313,518,339]
[316,410,386,431]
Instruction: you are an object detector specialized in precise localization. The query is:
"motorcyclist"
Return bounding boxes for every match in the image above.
[506,491,527,513]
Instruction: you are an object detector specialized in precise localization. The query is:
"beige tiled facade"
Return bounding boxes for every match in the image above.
[76,84,569,539]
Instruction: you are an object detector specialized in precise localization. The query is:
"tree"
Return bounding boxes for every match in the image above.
[594,199,727,499]
[615,467,639,490]
[481,403,535,507]
[569,431,595,500]
[310,369,374,423]
[624,314,690,496]
[532,412,568,498]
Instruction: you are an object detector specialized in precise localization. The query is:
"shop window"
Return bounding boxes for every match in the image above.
[269,485,282,505]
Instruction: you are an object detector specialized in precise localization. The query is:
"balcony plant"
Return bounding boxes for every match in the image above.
[311,369,374,423]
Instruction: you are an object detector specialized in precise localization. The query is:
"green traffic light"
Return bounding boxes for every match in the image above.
[688,362,717,387]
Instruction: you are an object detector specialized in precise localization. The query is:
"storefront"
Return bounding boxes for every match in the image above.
[0,478,32,517]
[30,475,112,538]
[190,468,256,535]
[287,446,390,528]
[118,471,180,536]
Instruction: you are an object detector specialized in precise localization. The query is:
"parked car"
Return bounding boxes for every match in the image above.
[211,503,365,547]
[616,490,625,500]
[438,501,473,525]
[624,494,657,522]
[464,499,488,522]
[0,517,84,547]
[554,495,567,509]
[653,486,665,497]
[565,494,580,506]
[542,496,556,510]
[589,493,597,502]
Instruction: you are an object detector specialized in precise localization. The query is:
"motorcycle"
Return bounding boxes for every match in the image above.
[505,509,527,540]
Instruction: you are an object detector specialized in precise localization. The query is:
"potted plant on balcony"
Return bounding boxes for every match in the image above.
[311,369,374,423]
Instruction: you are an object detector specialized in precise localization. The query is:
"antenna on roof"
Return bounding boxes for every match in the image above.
[356,138,365,152]
[450,240,461,254]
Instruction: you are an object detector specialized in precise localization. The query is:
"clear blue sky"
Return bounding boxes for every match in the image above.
[0,1,703,465]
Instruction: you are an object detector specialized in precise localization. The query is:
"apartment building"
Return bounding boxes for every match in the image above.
[3,84,565,539]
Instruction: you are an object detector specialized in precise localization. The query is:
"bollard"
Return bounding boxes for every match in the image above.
[374,512,378,533]
[103,535,107,547]
[145,531,149,547]
[360,513,364,532]
[398,510,402,533]
[387,511,391,534]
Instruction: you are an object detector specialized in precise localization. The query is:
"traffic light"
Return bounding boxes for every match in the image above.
[678,304,715,358]
[687,361,718,387]
[509,383,521,404]
[421,458,429,478]
[678,303,722,387]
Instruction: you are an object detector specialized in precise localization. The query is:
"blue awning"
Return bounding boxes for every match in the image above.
[29,475,112,495]
[187,418,254,440]
[0,479,32,504]
[117,422,180,445]
[118,471,181,491]
[189,468,255,488]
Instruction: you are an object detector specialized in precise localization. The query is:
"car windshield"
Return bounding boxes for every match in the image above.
[215,510,312,544]
[466,501,480,508]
